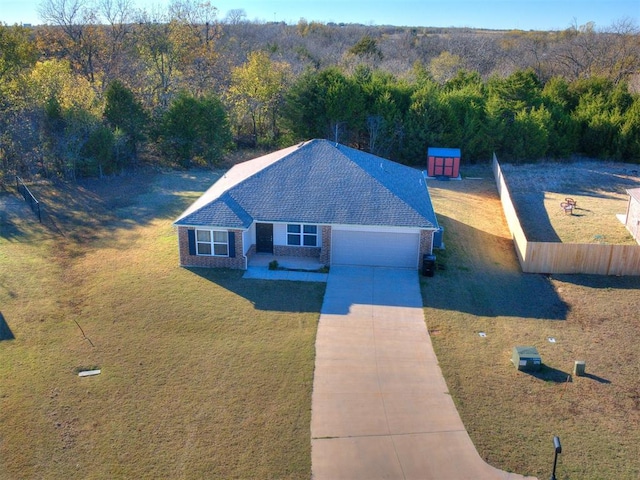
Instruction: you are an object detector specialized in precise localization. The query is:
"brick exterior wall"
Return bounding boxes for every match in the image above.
[177,227,245,269]
[178,225,429,270]
[274,245,321,257]
[418,229,435,270]
[320,225,331,265]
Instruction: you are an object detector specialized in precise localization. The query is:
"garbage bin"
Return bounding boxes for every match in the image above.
[422,254,436,277]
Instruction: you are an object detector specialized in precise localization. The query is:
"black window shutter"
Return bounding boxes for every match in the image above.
[187,229,196,255]
[228,232,236,258]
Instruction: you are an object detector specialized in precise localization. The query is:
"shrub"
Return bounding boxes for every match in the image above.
[156,92,233,168]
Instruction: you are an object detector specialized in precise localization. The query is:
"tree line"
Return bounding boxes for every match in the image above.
[1,0,639,183]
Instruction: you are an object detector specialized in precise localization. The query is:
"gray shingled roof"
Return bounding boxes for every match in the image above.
[629,188,640,203]
[174,139,438,229]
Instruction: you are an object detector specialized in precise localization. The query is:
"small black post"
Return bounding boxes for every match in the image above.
[550,436,562,480]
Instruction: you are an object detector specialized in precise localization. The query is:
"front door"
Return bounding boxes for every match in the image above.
[256,223,274,253]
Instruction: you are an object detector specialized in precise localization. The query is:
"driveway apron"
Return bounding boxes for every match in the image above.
[311,266,536,480]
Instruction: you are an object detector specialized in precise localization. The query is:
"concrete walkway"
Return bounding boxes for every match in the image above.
[311,266,536,480]
[243,266,328,282]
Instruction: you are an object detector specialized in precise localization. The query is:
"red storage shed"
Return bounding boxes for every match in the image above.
[427,147,461,179]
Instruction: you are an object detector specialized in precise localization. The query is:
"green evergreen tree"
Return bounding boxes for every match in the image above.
[570,78,623,158]
[440,79,491,161]
[283,67,365,145]
[157,92,232,168]
[617,96,640,162]
[486,69,546,160]
[542,77,579,158]
[104,80,148,163]
[80,124,115,176]
[402,78,446,165]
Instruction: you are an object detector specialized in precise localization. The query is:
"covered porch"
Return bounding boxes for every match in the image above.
[244,253,329,282]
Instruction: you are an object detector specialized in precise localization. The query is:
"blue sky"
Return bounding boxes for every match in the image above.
[2,0,638,30]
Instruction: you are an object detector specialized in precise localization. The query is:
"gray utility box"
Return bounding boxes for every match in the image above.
[512,346,542,372]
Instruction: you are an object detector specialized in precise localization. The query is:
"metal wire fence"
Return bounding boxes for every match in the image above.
[15,176,41,222]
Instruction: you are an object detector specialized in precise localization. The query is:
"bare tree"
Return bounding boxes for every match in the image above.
[38,0,101,84]
[600,18,640,83]
[134,8,176,107]
[499,30,554,81]
[169,0,222,95]
[544,19,640,83]
[98,0,135,88]
[548,20,602,81]
[224,9,247,25]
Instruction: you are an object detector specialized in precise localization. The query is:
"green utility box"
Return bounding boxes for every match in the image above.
[512,346,542,372]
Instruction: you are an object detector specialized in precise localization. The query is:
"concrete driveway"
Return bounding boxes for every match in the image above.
[311,266,536,480]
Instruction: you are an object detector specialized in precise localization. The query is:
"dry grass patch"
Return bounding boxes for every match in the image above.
[424,165,640,480]
[500,161,640,244]
[0,170,324,479]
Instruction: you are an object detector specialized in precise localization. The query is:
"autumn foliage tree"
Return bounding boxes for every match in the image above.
[0,24,39,182]
[227,51,292,146]
[1,14,639,181]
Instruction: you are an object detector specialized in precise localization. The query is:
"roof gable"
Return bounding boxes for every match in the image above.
[175,139,438,229]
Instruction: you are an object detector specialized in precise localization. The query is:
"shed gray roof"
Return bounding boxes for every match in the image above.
[174,139,438,230]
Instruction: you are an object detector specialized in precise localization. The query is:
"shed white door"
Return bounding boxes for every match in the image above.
[331,229,420,268]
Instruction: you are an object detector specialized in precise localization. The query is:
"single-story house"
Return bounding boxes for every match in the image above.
[625,188,640,244]
[174,139,440,270]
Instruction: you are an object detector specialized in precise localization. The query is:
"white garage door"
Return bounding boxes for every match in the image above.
[332,229,420,268]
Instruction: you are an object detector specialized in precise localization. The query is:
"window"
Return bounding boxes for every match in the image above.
[287,224,318,247]
[196,229,229,256]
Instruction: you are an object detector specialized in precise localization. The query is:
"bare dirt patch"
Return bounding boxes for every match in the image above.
[423,164,640,480]
[500,161,640,244]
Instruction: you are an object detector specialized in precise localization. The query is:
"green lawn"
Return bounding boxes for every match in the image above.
[3,166,639,480]
[424,170,640,480]
[0,171,325,479]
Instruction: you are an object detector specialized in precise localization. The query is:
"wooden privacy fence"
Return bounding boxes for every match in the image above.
[492,155,640,276]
